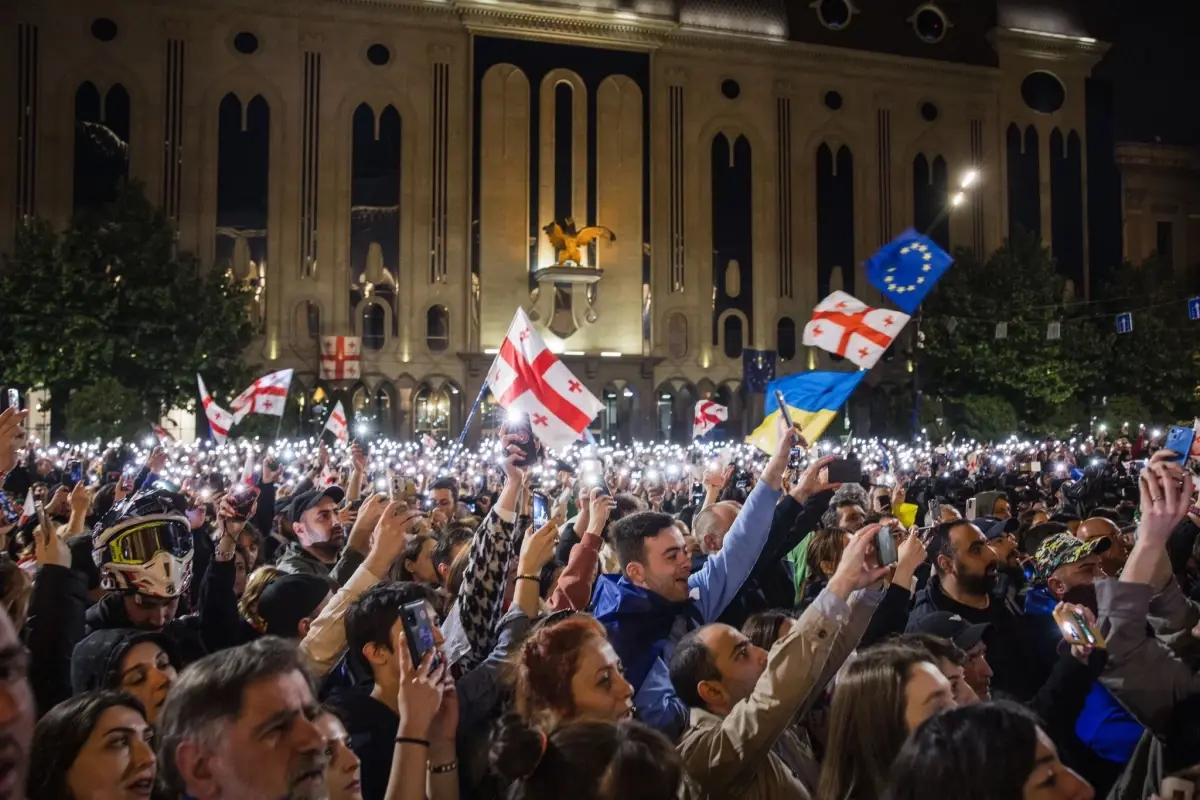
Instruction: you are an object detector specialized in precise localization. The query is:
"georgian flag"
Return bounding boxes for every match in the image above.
[485,308,603,450]
[693,401,728,439]
[197,375,234,444]
[802,291,911,370]
[230,369,293,424]
[323,401,350,444]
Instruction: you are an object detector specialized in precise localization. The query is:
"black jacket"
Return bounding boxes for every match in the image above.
[325,689,400,800]
[23,564,89,716]
[84,592,209,666]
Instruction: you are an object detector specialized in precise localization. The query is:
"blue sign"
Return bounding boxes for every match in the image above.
[1189,298,1200,321]
[1115,313,1134,335]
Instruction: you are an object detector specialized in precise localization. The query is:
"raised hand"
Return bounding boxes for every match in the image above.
[1137,450,1193,547]
[588,488,616,535]
[518,519,559,575]
[394,630,446,741]
[828,524,892,599]
[0,408,28,475]
[790,454,840,504]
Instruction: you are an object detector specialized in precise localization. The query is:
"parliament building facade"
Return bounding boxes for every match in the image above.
[1,0,1114,442]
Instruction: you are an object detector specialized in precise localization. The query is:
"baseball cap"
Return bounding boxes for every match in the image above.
[975,515,1019,541]
[1033,532,1110,582]
[911,611,990,650]
[285,486,345,527]
[257,573,333,637]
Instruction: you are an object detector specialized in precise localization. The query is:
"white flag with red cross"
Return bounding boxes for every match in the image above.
[323,401,350,444]
[485,308,603,450]
[230,369,293,424]
[802,290,911,370]
[320,336,362,381]
[197,375,234,444]
[692,401,728,439]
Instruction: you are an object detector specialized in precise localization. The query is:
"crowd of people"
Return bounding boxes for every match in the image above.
[2,403,1199,800]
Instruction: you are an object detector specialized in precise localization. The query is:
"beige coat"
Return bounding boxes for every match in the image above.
[677,587,882,800]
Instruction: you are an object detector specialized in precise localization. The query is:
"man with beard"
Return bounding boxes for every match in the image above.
[156,637,330,800]
[907,519,1031,700]
[276,486,366,588]
[977,515,1028,613]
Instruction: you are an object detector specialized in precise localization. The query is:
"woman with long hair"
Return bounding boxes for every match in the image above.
[818,644,956,800]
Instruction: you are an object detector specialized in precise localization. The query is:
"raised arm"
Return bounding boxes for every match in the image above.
[689,427,791,622]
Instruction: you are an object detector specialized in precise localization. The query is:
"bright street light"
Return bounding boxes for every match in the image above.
[960,169,979,189]
[950,191,966,207]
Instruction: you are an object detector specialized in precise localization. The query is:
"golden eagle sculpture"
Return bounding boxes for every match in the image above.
[542,218,616,266]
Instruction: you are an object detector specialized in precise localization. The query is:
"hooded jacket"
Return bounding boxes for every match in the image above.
[71,627,181,695]
[84,592,208,666]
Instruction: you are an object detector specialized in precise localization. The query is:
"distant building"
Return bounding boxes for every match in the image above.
[1115,142,1200,273]
[0,0,1111,440]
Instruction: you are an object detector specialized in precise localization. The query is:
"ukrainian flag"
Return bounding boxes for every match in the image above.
[746,371,865,453]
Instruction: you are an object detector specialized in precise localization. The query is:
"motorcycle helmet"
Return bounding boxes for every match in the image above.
[92,487,193,598]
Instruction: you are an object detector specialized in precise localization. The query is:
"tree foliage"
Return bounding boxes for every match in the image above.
[0,182,254,423]
[65,376,145,442]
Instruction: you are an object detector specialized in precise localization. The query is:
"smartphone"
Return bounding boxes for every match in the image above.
[400,599,440,668]
[875,525,899,567]
[0,493,19,524]
[227,484,261,521]
[1165,426,1195,465]
[67,459,83,487]
[265,456,281,472]
[153,478,181,493]
[34,501,52,549]
[691,483,705,507]
[502,413,540,469]
[965,496,977,521]
[827,457,862,485]
[929,497,943,525]
[2,388,19,411]
[775,390,796,433]
[1052,605,1106,649]
[532,491,549,529]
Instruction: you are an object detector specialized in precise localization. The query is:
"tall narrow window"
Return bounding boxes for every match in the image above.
[1156,221,1174,268]
[362,301,385,350]
[777,317,796,361]
[723,316,744,359]
[215,93,270,329]
[350,103,401,330]
[426,305,449,352]
[73,82,130,212]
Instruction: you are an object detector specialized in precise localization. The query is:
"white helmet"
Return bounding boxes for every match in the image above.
[92,489,194,599]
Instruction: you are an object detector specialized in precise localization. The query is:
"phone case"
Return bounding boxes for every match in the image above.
[1165,426,1195,465]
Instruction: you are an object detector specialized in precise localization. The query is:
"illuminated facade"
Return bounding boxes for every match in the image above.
[0,0,1110,442]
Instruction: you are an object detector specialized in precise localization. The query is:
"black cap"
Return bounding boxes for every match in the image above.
[257,573,333,637]
[912,611,990,651]
[285,486,345,527]
[975,515,1019,541]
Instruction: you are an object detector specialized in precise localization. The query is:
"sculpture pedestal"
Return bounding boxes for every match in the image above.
[528,266,604,337]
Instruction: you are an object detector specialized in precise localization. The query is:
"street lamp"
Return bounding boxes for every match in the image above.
[960,169,979,189]
[950,191,967,207]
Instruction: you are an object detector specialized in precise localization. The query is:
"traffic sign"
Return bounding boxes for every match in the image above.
[1189,298,1200,321]
[1115,313,1133,335]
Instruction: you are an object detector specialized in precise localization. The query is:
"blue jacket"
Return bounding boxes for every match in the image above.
[1024,585,1143,763]
[591,480,781,738]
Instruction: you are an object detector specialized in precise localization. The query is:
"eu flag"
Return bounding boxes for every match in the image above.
[866,228,954,314]
[742,349,776,393]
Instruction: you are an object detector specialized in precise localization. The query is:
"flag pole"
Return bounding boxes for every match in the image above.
[445,382,490,470]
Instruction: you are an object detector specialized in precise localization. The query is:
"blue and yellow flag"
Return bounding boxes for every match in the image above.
[746,370,865,453]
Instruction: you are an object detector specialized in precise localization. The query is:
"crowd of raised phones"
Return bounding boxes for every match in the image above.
[1,405,1199,800]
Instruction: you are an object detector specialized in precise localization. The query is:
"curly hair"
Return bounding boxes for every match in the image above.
[512,614,608,727]
[238,565,280,632]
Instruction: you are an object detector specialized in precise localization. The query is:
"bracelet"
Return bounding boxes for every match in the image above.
[429,760,459,774]
[395,737,430,747]
[515,574,540,583]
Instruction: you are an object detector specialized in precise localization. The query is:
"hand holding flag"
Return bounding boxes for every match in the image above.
[197,375,234,445]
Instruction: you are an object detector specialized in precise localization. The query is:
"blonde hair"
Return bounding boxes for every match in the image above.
[238,565,281,632]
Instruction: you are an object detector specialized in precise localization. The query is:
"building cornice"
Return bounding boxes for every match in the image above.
[992,26,1110,65]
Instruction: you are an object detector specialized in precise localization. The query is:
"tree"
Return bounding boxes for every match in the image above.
[65,376,145,442]
[1095,258,1200,421]
[0,182,254,431]
[919,231,1111,428]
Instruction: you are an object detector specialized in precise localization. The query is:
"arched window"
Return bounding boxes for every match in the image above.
[656,389,674,440]
[777,317,796,361]
[667,313,688,359]
[375,383,396,437]
[414,387,451,436]
[723,315,744,359]
[362,301,385,350]
[426,305,449,352]
[295,301,320,340]
[602,387,620,443]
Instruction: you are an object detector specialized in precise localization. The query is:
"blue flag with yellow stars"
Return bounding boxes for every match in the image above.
[742,350,776,393]
[866,228,954,314]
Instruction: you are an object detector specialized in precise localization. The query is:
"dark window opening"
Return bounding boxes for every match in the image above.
[824,91,843,111]
[817,0,852,29]
[921,102,939,122]
[362,303,386,350]
[366,44,390,66]
[1156,221,1174,268]
[777,317,796,361]
[233,32,259,55]
[723,316,744,359]
[721,79,741,100]
[91,18,118,42]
